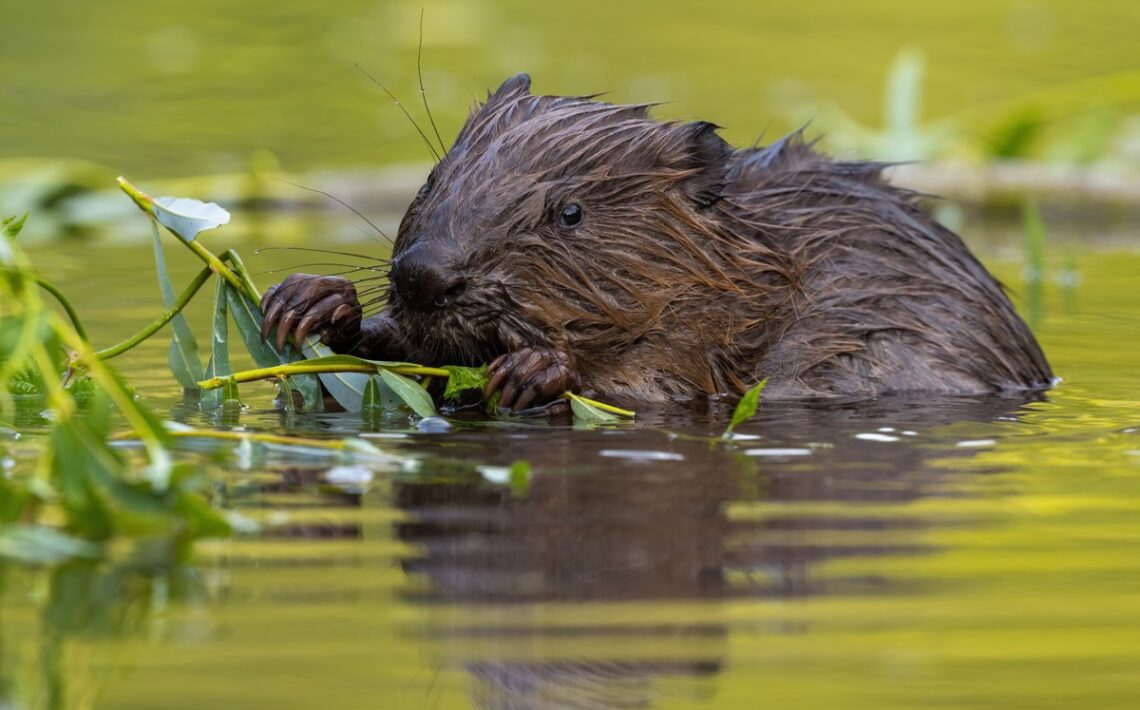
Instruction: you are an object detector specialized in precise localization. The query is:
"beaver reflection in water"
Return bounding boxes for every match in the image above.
[260,73,1052,412]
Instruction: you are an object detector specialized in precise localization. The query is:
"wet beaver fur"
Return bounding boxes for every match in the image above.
[260,73,1052,412]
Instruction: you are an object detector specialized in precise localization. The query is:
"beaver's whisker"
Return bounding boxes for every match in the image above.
[269,181,393,245]
[255,246,390,263]
[417,9,446,154]
[353,278,389,287]
[256,263,383,277]
[355,63,441,164]
[354,287,389,299]
[359,295,390,310]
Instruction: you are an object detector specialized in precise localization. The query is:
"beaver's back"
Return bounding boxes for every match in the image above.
[719,134,1052,398]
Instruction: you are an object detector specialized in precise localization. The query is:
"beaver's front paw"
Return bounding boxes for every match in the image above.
[260,274,362,351]
[484,348,580,414]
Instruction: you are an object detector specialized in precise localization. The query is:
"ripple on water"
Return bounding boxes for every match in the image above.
[854,432,901,442]
[598,449,685,462]
[956,438,997,448]
[743,447,812,457]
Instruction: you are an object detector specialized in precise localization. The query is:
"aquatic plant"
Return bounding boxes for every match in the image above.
[113,177,633,420]
[1,213,229,561]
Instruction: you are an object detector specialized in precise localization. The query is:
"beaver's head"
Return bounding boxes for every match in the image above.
[386,73,740,367]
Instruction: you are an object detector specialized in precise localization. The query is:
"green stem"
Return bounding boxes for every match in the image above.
[117,176,257,303]
[222,249,261,300]
[29,275,89,342]
[198,362,450,390]
[56,315,173,474]
[95,266,213,360]
[186,239,257,303]
[563,392,636,418]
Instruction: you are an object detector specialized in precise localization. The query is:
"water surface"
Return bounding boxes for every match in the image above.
[3,225,1139,709]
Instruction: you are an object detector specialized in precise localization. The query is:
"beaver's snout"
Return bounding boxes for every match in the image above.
[389,244,467,312]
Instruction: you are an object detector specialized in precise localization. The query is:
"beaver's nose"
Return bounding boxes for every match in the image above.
[389,246,467,312]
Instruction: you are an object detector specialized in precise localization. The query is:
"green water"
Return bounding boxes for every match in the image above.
[2,225,1139,708]
[3,0,1139,177]
[4,1,1140,707]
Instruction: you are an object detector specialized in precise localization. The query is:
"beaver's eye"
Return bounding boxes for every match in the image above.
[558,203,583,229]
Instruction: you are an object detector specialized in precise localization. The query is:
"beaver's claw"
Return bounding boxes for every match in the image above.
[260,274,362,352]
[485,348,580,414]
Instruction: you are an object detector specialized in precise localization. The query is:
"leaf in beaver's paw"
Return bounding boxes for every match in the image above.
[723,378,768,438]
[443,365,488,402]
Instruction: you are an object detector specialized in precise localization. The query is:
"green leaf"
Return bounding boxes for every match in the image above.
[723,378,768,438]
[2,213,28,241]
[50,416,120,539]
[201,279,232,410]
[508,460,532,498]
[153,196,231,242]
[67,375,96,408]
[443,365,489,401]
[377,368,436,418]
[361,374,383,412]
[78,355,174,490]
[174,487,232,539]
[0,525,101,565]
[152,223,205,390]
[118,177,229,242]
[0,478,31,524]
[225,285,322,410]
[300,340,369,411]
[566,392,621,422]
[7,367,44,397]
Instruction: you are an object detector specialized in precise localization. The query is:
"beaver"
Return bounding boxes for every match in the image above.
[260,73,1052,413]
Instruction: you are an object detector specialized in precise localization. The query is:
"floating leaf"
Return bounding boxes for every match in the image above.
[508,460,532,498]
[477,459,532,496]
[378,368,436,418]
[152,223,205,390]
[723,378,768,438]
[564,392,635,422]
[566,392,621,422]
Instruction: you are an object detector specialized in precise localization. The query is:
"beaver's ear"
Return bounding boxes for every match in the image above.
[489,73,532,102]
[676,121,733,208]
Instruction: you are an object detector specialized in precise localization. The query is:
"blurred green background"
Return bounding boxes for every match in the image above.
[3,0,1139,180]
